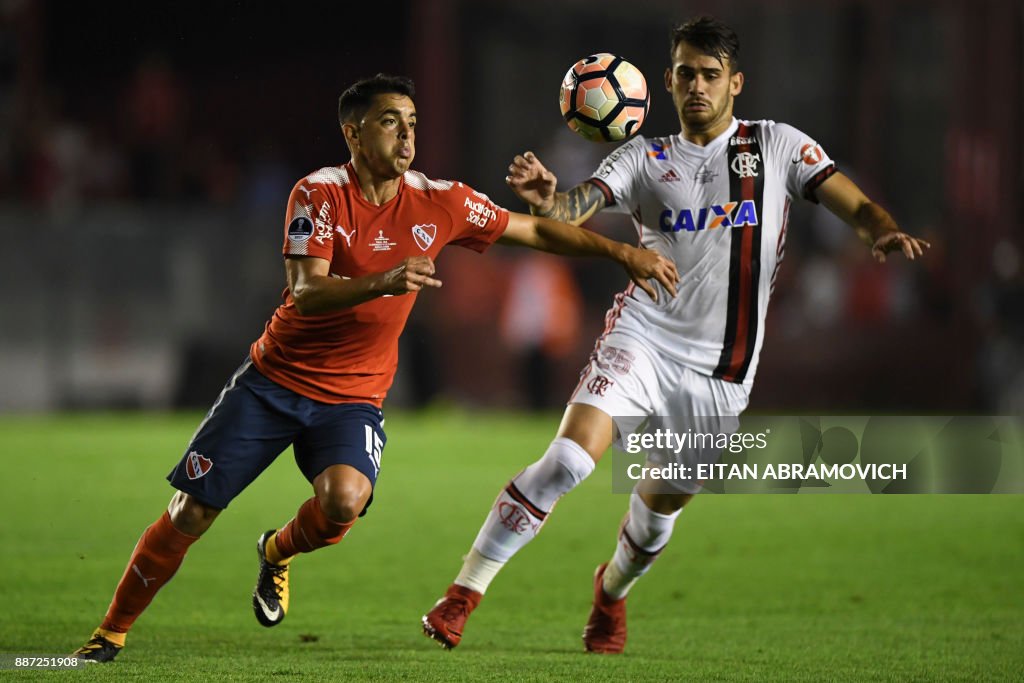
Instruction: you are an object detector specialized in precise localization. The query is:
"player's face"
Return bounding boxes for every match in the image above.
[665,42,744,137]
[347,94,417,178]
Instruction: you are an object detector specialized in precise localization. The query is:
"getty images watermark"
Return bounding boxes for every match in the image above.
[609,416,1024,494]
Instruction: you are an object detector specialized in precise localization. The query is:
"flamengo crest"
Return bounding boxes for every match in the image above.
[730,152,761,179]
[411,224,436,251]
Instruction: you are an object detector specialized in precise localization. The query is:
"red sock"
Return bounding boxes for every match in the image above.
[274,497,354,558]
[100,511,199,634]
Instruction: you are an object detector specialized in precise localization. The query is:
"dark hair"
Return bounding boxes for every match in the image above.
[671,16,740,71]
[337,74,415,126]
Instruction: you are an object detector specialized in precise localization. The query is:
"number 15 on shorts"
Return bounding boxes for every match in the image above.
[364,425,383,477]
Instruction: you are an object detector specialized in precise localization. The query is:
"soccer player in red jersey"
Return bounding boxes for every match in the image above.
[72,74,679,663]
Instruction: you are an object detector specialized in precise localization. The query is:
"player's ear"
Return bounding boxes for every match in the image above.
[341,121,359,148]
[664,66,672,92]
[730,70,744,96]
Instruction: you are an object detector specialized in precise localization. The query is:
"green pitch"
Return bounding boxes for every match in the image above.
[2,411,1022,681]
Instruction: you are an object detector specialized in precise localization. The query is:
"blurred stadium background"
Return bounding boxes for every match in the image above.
[1,0,1021,415]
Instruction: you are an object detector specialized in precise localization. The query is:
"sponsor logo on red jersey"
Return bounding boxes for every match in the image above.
[185,450,213,480]
[335,225,355,246]
[314,202,334,245]
[464,197,497,228]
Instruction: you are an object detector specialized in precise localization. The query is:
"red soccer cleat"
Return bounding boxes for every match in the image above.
[582,563,627,654]
[421,583,483,650]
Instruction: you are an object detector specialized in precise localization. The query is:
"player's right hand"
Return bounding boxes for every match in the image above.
[506,151,558,214]
[623,247,680,303]
[379,256,442,295]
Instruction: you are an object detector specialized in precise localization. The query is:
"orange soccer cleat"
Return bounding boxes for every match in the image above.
[582,563,627,654]
[421,583,483,650]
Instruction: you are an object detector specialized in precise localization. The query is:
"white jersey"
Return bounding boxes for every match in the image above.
[588,117,836,386]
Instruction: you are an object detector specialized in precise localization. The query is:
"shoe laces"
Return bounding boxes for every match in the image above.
[437,595,470,623]
[260,562,287,599]
[77,635,109,654]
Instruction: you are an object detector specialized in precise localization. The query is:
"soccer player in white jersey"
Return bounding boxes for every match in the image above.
[422,16,929,653]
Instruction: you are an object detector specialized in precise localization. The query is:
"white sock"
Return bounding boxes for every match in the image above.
[457,438,596,592]
[454,547,504,595]
[602,492,681,600]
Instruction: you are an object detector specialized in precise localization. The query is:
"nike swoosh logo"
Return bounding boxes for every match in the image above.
[255,594,281,621]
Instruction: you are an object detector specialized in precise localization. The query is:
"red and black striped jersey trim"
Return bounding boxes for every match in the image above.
[712,122,764,384]
[802,164,837,203]
[586,177,616,207]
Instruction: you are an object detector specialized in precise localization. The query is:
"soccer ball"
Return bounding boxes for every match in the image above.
[559,53,649,142]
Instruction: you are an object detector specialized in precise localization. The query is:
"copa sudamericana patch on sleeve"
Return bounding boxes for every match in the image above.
[288,216,314,243]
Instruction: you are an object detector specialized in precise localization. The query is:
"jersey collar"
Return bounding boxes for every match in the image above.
[345,161,406,209]
[673,118,740,156]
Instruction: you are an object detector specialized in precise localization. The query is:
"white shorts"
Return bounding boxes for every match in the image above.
[569,330,751,493]
[570,329,751,417]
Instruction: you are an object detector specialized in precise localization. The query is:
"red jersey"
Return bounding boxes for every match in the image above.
[250,163,509,406]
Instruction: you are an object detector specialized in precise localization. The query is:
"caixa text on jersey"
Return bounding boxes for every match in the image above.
[659,200,759,233]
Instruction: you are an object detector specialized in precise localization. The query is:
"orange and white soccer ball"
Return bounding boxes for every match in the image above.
[559,53,649,142]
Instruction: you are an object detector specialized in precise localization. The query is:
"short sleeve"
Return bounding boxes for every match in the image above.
[282,178,336,259]
[586,136,646,214]
[445,183,510,253]
[770,123,837,203]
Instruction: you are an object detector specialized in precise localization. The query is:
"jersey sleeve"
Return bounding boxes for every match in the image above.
[444,182,510,253]
[282,177,336,259]
[769,123,837,203]
[586,136,646,214]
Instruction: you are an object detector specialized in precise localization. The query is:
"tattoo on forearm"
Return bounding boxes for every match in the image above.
[535,184,603,223]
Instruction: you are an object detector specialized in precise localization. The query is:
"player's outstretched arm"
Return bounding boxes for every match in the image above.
[499,212,679,302]
[815,172,931,263]
[505,151,606,225]
[286,255,441,315]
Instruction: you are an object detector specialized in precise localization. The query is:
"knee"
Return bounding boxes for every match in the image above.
[316,474,371,524]
[317,491,365,524]
[167,491,220,536]
[555,405,613,462]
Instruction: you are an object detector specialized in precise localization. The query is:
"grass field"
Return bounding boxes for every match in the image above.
[2,411,1022,681]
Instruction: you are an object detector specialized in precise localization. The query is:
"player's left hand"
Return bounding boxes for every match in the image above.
[506,151,558,213]
[871,232,930,263]
[623,248,679,302]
